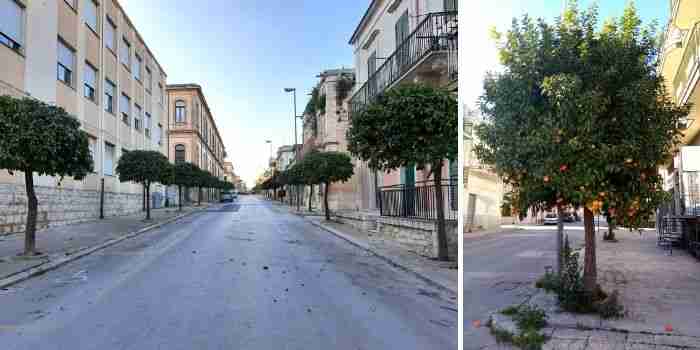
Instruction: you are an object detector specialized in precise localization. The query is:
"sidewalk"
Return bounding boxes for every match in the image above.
[304,213,458,294]
[0,205,205,289]
[488,228,700,349]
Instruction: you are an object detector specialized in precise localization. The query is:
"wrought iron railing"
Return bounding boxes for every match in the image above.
[378,178,458,221]
[349,11,458,116]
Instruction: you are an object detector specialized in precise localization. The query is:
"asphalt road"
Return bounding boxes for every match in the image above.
[463,226,587,349]
[0,196,456,350]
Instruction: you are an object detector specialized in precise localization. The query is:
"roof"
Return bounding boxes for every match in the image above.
[349,0,379,45]
[113,0,167,77]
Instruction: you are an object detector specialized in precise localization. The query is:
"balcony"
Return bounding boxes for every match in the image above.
[349,11,458,116]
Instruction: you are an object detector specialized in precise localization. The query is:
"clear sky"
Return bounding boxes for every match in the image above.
[120,0,369,188]
[460,0,670,111]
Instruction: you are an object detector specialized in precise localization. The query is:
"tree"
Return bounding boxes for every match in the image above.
[286,163,305,211]
[116,150,172,220]
[347,83,458,261]
[303,151,354,221]
[0,96,93,256]
[173,162,199,211]
[475,3,687,293]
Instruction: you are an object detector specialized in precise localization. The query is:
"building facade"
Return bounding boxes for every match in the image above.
[658,0,700,217]
[300,69,367,212]
[166,84,226,202]
[0,0,168,233]
[463,107,504,231]
[348,0,459,192]
[338,0,459,258]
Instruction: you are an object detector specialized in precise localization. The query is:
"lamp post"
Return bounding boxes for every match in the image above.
[284,88,301,157]
[265,140,272,160]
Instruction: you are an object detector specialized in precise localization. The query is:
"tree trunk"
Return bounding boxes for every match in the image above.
[145,182,151,220]
[178,185,183,211]
[308,185,313,212]
[142,185,146,212]
[583,207,597,293]
[23,169,38,256]
[296,185,301,212]
[198,187,202,206]
[556,205,564,275]
[324,182,331,221]
[433,161,449,261]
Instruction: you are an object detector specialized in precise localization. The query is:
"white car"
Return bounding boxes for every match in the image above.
[544,213,559,225]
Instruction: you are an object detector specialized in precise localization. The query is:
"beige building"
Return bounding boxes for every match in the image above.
[0,0,168,233]
[166,84,227,202]
[463,107,504,231]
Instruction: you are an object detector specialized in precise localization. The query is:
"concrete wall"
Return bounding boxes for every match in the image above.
[375,216,458,260]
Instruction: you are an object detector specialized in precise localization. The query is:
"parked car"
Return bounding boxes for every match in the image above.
[220,193,234,203]
[544,213,558,225]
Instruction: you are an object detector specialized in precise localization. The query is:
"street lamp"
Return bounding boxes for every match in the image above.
[284,88,303,157]
[265,140,272,161]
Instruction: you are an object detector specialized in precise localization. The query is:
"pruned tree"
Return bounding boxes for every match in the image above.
[173,162,199,211]
[0,96,93,256]
[475,3,687,293]
[116,150,172,220]
[303,151,354,220]
[347,83,458,261]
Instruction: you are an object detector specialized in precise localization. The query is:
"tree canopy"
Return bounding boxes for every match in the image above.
[0,96,93,179]
[116,150,172,220]
[347,83,458,173]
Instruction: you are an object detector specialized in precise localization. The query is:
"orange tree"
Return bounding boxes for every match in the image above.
[0,96,93,256]
[116,150,172,221]
[348,83,457,261]
[475,4,688,293]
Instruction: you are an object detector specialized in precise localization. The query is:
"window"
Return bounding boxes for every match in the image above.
[175,144,186,163]
[158,83,163,104]
[133,54,141,81]
[83,62,97,102]
[395,11,409,68]
[120,93,130,125]
[145,112,151,137]
[444,0,457,11]
[175,100,186,123]
[104,79,115,113]
[105,18,116,51]
[120,37,130,66]
[145,67,152,91]
[57,39,75,86]
[84,0,98,33]
[1,0,23,50]
[104,143,115,176]
[134,104,141,130]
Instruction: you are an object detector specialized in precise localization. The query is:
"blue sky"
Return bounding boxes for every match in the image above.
[120,0,368,187]
[460,0,670,109]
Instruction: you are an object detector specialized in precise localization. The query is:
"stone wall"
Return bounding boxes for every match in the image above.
[0,184,141,234]
[335,210,379,232]
[375,217,458,260]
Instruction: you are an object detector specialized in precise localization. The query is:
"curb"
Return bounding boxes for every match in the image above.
[0,208,206,289]
[305,218,457,295]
